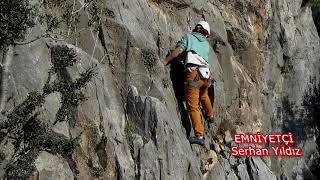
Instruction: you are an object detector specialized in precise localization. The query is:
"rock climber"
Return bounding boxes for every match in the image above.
[161,21,215,145]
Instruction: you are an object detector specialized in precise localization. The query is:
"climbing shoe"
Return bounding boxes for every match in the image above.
[189,136,205,146]
[207,116,215,124]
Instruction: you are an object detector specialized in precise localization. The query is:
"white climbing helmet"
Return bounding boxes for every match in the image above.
[197,21,210,35]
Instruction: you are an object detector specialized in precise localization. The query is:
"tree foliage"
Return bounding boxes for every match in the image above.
[0,0,35,50]
[1,45,95,179]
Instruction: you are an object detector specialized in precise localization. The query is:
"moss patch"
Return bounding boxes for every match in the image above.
[141,48,157,72]
[124,118,135,155]
[162,78,169,88]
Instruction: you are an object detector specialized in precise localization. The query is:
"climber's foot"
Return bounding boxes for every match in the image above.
[189,136,205,146]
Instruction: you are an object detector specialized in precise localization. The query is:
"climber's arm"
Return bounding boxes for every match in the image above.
[161,34,188,65]
[160,47,183,65]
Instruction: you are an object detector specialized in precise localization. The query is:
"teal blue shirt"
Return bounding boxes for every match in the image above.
[176,32,209,62]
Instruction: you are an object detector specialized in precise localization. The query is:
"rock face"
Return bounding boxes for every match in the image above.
[32,151,75,180]
[0,0,319,179]
[127,89,202,179]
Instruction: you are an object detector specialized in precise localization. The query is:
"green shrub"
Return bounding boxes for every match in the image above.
[40,0,78,31]
[124,119,135,155]
[142,49,157,72]
[0,0,35,50]
[86,0,105,31]
[49,45,96,125]
[2,45,95,178]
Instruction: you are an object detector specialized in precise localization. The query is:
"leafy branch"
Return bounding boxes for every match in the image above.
[1,45,95,179]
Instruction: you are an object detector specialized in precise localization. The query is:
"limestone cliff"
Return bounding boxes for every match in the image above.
[0,0,319,179]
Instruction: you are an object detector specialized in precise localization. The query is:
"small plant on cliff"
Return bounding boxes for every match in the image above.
[46,45,96,125]
[87,0,105,31]
[2,90,81,179]
[162,78,170,88]
[142,48,157,72]
[1,45,95,179]
[124,118,135,154]
[39,0,80,34]
[0,0,35,50]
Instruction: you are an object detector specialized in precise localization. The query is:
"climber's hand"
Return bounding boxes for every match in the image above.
[160,58,168,65]
[160,48,182,66]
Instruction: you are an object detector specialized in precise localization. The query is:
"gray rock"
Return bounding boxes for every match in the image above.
[262,0,320,177]
[139,140,160,180]
[128,94,203,179]
[41,92,61,123]
[32,151,74,180]
[237,163,250,180]
[228,155,237,167]
[248,157,276,180]
[207,156,237,180]
[0,138,14,178]
[132,133,144,159]
[224,130,233,145]
[261,156,271,169]
[52,121,70,139]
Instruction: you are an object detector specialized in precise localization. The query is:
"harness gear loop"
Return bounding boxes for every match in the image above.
[184,80,199,88]
[184,68,201,88]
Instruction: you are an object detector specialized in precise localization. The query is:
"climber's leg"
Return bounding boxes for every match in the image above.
[200,80,214,119]
[184,69,204,137]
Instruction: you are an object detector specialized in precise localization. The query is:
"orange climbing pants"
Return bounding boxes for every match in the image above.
[184,68,214,137]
